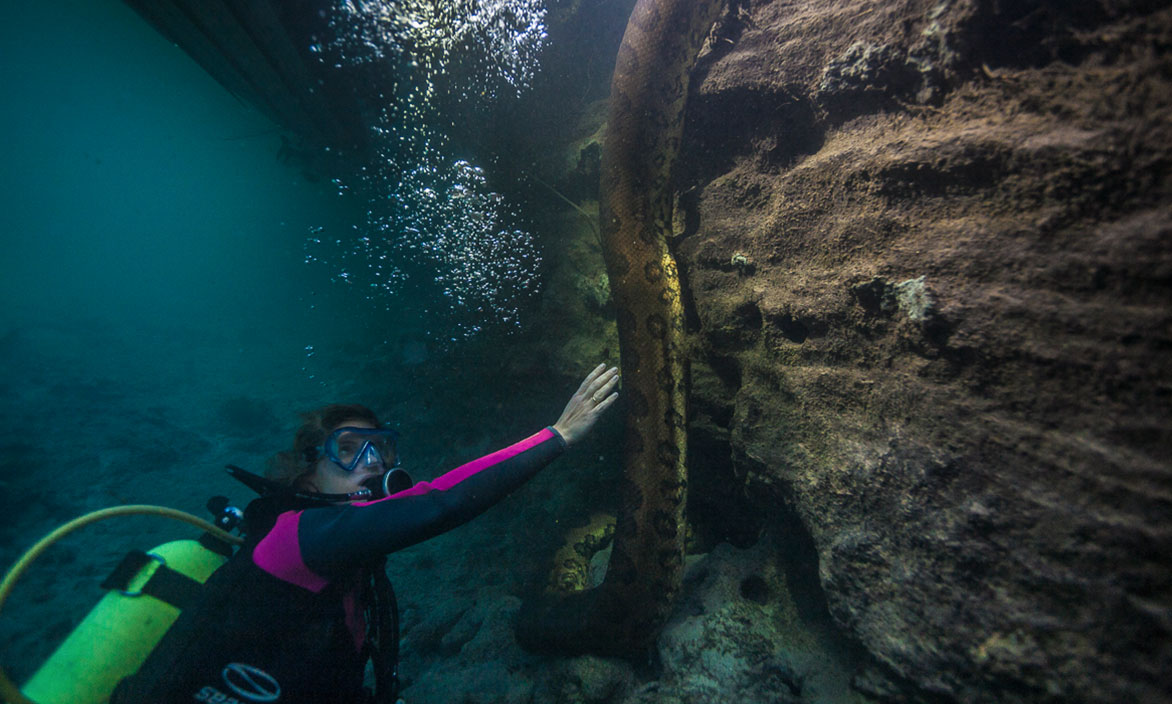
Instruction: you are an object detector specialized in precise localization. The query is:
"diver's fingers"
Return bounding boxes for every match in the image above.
[576,363,607,396]
[584,367,619,401]
[593,372,620,399]
[595,391,619,414]
[581,364,614,398]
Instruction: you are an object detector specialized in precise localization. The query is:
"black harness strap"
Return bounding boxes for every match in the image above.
[368,560,401,703]
[100,550,204,610]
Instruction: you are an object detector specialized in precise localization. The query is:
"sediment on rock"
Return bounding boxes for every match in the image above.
[673,1,1172,702]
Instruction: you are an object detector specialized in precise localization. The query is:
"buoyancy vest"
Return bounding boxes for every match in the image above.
[110,495,396,704]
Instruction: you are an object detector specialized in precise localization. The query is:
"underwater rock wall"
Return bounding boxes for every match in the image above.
[676,1,1172,702]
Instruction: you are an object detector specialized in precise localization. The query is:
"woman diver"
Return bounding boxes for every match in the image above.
[110,363,620,704]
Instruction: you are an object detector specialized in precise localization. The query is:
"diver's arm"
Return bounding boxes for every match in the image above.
[253,364,618,589]
[266,428,567,580]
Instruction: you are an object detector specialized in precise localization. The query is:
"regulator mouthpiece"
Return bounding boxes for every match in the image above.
[361,468,414,499]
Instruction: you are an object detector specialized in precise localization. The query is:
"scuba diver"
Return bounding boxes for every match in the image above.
[108,363,620,704]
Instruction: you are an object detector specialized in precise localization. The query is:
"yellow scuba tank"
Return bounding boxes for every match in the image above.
[22,539,227,704]
[2,466,396,704]
[0,505,243,704]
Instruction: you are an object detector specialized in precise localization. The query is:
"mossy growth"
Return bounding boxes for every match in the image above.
[545,512,616,593]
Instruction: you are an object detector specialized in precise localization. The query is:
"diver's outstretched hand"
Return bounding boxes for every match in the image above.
[553,363,619,446]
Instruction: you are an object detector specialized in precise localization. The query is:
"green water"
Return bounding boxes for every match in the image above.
[0,0,429,681]
[0,3,874,702]
[0,0,368,342]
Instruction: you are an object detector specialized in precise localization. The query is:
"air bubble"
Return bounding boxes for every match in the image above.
[304,0,549,341]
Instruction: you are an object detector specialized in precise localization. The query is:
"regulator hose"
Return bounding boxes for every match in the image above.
[0,505,243,704]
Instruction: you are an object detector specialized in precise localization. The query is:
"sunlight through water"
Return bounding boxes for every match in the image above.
[306,0,550,341]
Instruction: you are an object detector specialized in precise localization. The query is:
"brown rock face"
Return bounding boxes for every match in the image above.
[677,1,1172,702]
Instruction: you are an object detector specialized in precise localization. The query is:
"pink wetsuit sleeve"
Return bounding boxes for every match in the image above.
[355,426,561,504]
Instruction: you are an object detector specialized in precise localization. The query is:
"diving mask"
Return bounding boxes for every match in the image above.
[319,426,400,472]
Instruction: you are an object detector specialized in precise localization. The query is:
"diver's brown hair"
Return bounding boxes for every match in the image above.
[266,403,382,488]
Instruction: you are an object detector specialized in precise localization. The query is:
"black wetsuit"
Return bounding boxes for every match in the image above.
[111,427,565,704]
